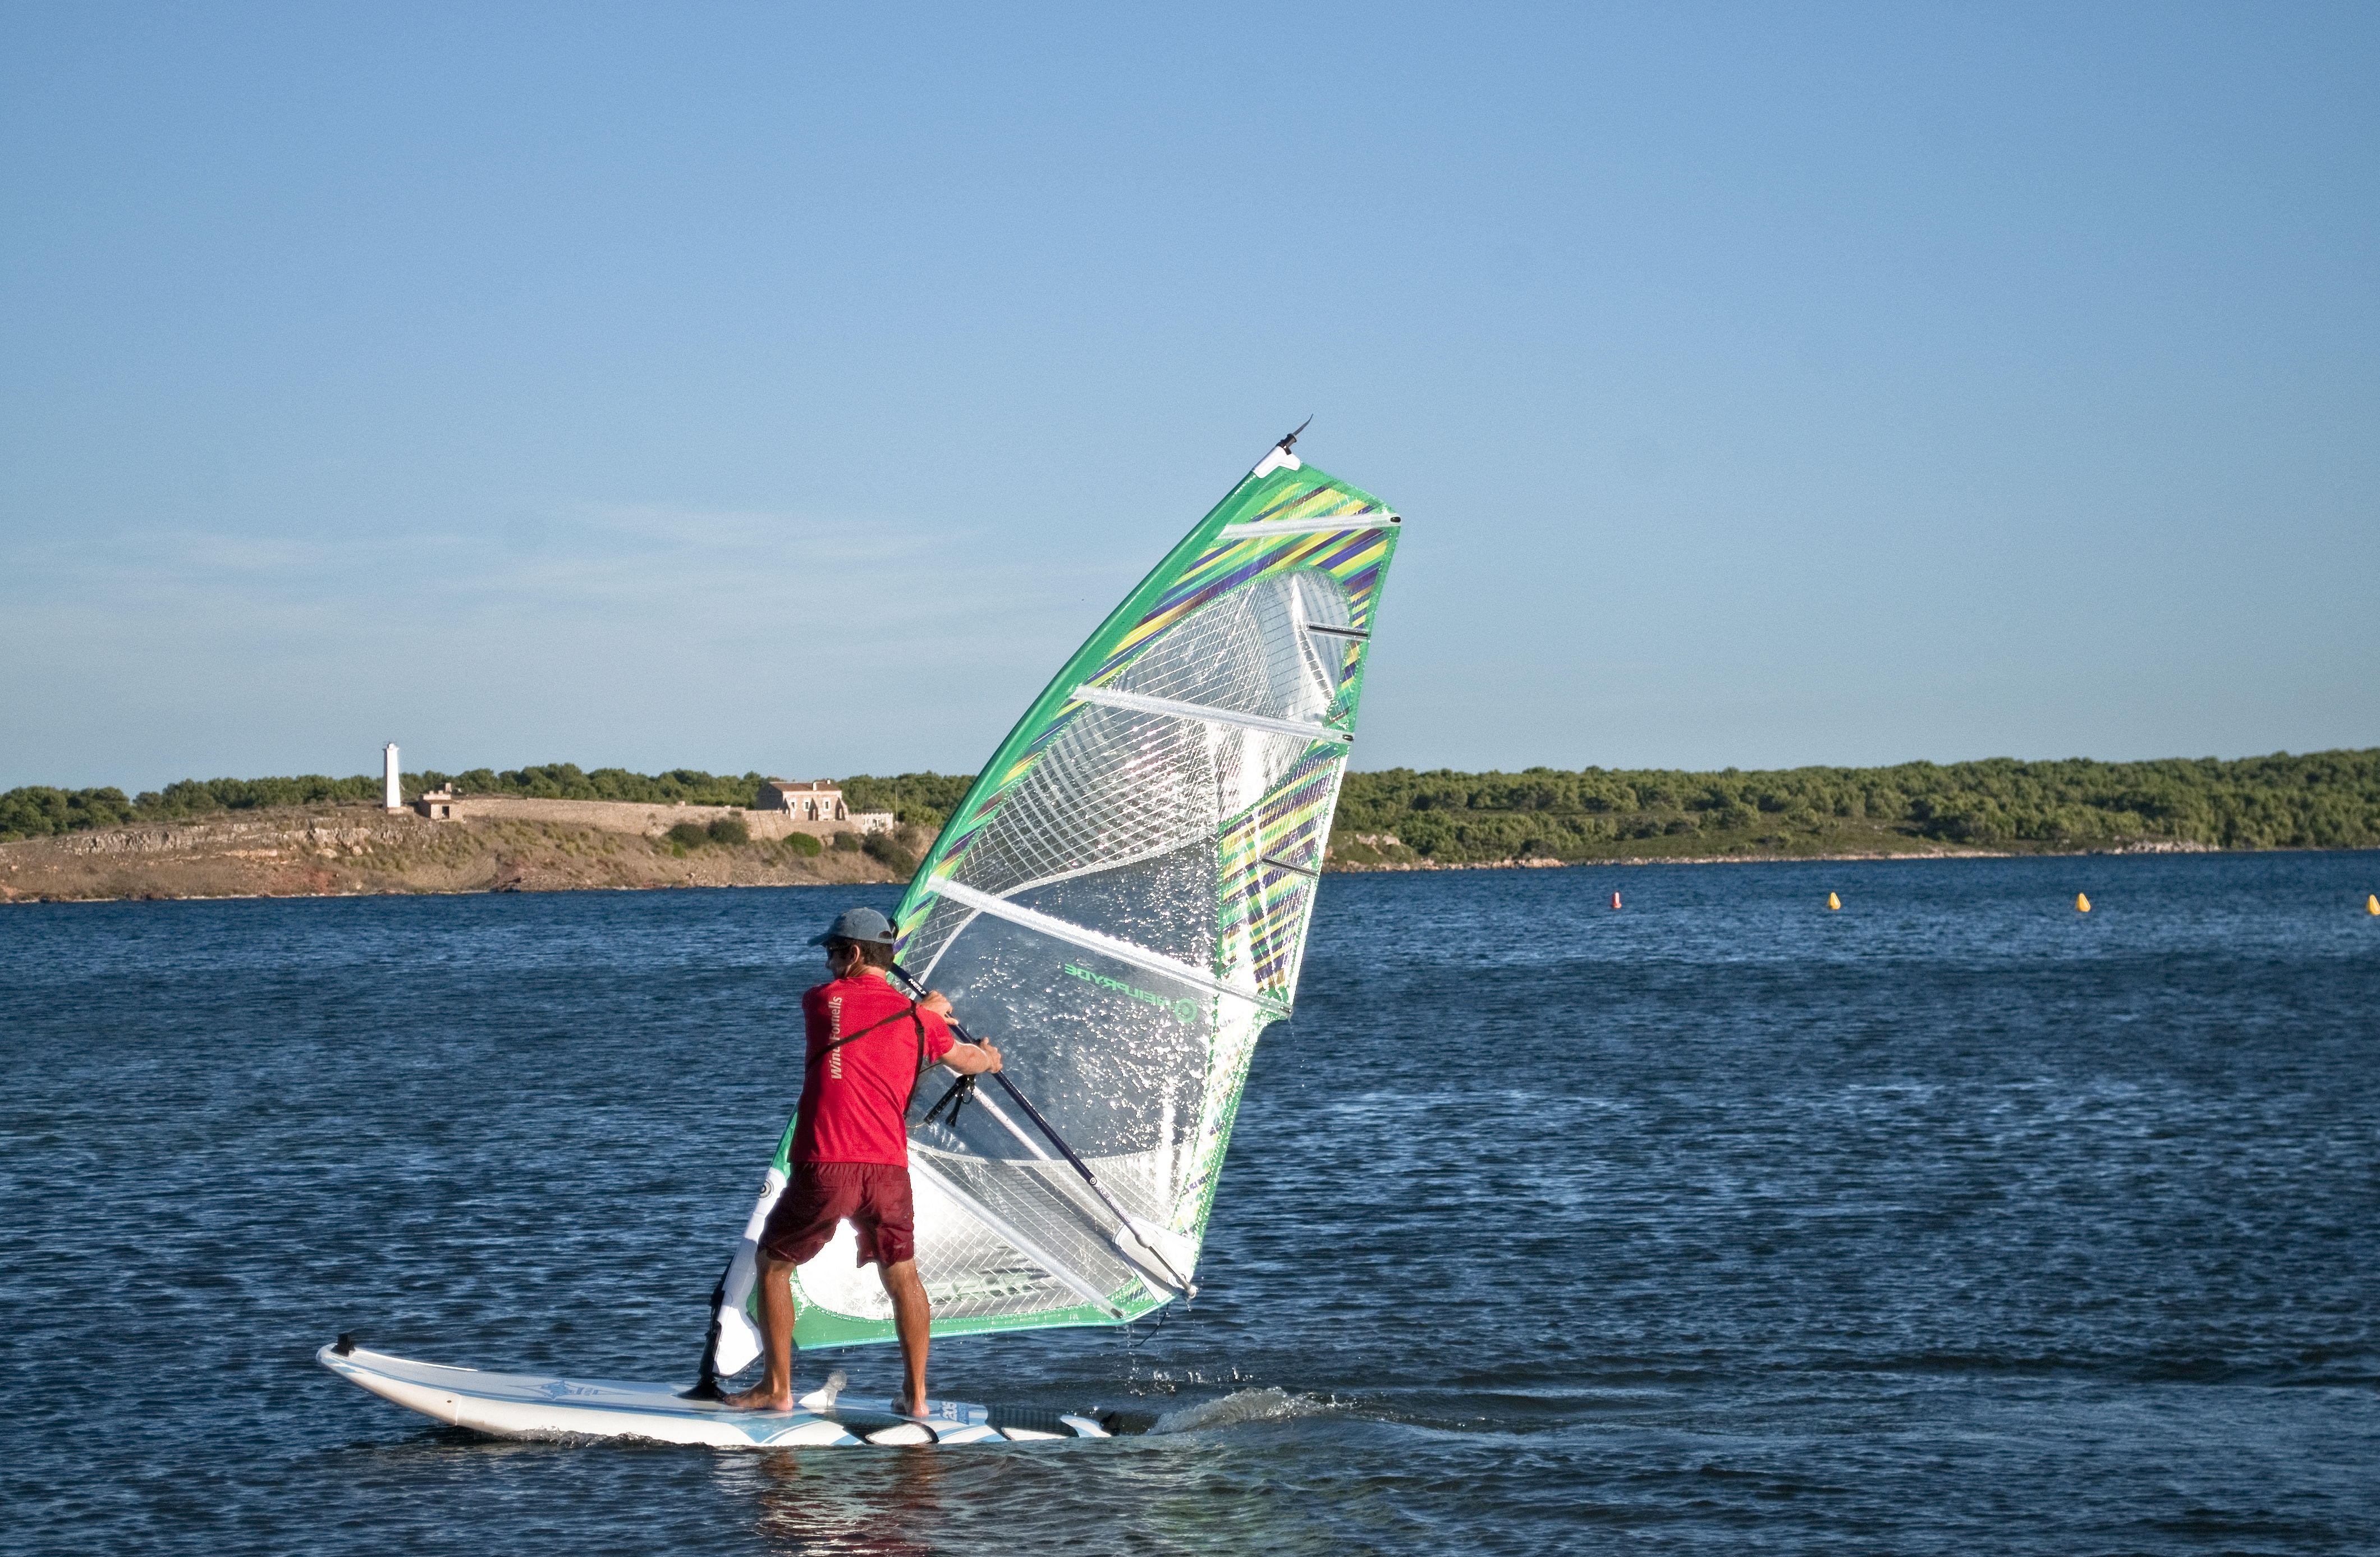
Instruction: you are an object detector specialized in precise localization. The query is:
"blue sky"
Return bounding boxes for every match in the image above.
[4,2,2375,790]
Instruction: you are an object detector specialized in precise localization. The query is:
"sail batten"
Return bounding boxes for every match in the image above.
[1218,513,1397,539]
[1070,685,1354,744]
[952,1080,1055,1161]
[927,877,1284,1013]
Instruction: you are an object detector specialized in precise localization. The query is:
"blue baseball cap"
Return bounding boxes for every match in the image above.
[810,906,897,946]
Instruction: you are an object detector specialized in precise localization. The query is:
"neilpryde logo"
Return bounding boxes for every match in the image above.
[1062,963,1198,1024]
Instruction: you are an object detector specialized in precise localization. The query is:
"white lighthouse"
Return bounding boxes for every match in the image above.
[383,744,402,810]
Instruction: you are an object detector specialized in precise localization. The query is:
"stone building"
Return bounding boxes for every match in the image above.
[397,776,897,839]
[755,779,849,822]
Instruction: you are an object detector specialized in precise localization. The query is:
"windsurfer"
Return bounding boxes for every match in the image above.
[722,906,1003,1416]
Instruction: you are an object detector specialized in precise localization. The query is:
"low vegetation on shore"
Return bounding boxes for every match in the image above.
[5,752,2374,880]
[1328,750,2380,863]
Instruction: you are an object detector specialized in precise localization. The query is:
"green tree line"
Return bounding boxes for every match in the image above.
[1329,750,2380,860]
[8,751,2377,856]
[837,772,978,826]
[0,762,968,845]
[0,774,388,840]
[834,753,2380,859]
[420,763,767,807]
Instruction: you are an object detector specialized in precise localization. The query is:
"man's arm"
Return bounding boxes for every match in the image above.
[942,1039,1002,1075]
[919,989,1001,1074]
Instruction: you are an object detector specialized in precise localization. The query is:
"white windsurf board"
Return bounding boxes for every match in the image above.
[317,1341,1140,1448]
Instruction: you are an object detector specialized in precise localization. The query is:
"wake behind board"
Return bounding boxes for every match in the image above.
[318,1341,1146,1448]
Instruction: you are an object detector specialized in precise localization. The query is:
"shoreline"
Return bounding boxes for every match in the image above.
[1323,841,2234,871]
[4,827,2343,907]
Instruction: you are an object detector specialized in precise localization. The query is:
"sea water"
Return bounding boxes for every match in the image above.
[2,853,2375,1555]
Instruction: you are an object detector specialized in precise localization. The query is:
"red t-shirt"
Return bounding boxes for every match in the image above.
[791,973,956,1167]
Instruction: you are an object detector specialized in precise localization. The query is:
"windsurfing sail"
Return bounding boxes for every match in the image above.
[712,437,1400,1363]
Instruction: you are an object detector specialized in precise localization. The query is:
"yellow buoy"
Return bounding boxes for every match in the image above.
[2367,894,2378,915]
[2075,892,2092,913]
[1827,892,1840,910]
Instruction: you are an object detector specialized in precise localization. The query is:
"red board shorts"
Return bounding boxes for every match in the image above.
[757,1161,916,1269]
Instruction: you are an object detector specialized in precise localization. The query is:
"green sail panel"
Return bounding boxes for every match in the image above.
[773,446,1401,1351]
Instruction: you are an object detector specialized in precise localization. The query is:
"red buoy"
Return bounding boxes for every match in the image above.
[1611,891,1622,910]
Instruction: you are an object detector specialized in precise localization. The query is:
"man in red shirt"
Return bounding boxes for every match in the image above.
[723,906,1002,1416]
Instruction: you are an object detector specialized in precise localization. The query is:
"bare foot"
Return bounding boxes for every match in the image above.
[721,1385,793,1412]
[889,1395,929,1418]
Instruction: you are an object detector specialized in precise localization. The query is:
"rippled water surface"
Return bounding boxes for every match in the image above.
[4,853,2377,1554]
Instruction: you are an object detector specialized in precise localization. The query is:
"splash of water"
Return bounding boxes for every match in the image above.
[1153,1387,1334,1435]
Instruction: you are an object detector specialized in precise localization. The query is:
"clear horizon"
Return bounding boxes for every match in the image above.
[6,3,2377,791]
